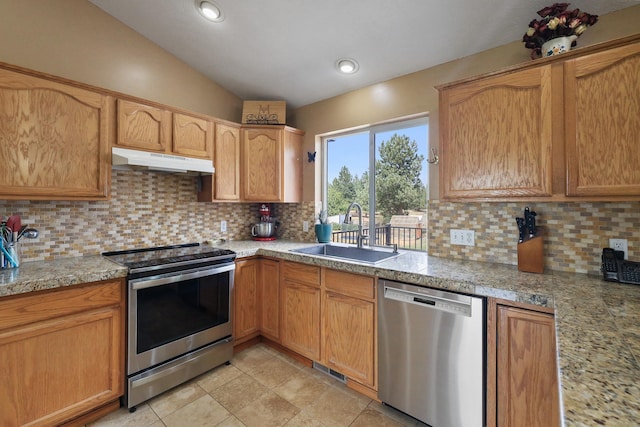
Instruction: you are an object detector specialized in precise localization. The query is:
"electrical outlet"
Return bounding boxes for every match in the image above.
[609,238,628,259]
[220,220,227,233]
[303,221,309,232]
[450,229,475,246]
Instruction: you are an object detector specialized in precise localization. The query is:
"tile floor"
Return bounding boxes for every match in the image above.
[87,343,426,427]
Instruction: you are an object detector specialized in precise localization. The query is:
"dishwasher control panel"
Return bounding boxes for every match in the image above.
[384,286,473,317]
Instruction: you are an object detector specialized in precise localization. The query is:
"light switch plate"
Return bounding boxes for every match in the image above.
[303,221,309,232]
[220,220,227,233]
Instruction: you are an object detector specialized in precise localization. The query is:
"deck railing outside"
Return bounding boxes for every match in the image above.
[330,224,426,251]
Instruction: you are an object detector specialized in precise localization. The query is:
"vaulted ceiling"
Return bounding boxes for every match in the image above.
[89,0,630,108]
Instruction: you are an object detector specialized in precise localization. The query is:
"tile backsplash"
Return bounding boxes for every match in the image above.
[2,171,637,276]
[0,170,317,262]
[427,200,640,275]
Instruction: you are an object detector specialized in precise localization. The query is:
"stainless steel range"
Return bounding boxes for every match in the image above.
[103,243,236,410]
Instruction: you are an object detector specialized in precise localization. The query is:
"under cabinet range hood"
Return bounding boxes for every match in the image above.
[112,147,214,174]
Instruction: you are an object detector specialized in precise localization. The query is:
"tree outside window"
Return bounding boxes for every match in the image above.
[324,119,429,251]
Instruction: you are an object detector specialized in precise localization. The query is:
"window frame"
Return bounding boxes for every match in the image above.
[321,115,429,246]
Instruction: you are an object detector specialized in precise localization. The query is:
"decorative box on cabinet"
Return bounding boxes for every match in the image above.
[241,125,304,202]
[0,279,125,426]
[0,65,111,200]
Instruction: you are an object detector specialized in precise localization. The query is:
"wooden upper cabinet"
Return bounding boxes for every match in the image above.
[438,36,640,201]
[242,126,282,201]
[0,66,111,200]
[214,122,241,201]
[439,65,554,199]
[173,112,213,159]
[241,125,304,202]
[564,42,640,196]
[116,99,171,152]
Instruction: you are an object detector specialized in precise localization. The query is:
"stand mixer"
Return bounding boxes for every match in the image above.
[251,203,278,241]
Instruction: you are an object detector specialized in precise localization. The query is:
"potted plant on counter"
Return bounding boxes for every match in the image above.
[314,210,332,243]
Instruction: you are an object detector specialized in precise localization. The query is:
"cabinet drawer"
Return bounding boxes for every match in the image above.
[0,280,123,331]
[325,269,375,300]
[281,261,321,287]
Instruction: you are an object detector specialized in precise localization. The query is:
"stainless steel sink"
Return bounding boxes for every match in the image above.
[291,244,401,264]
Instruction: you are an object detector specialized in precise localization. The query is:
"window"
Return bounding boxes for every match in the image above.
[322,116,429,251]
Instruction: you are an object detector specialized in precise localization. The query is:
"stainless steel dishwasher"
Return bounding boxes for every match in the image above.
[378,279,486,427]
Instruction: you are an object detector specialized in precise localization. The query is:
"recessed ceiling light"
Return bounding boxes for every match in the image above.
[198,1,224,22]
[336,58,359,74]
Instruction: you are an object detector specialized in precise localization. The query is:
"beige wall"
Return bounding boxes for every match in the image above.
[290,5,640,202]
[0,0,242,121]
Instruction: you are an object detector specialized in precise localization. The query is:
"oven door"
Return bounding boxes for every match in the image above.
[128,263,234,375]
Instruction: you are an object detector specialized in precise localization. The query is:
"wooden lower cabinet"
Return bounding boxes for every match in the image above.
[0,279,125,427]
[323,270,376,389]
[234,259,260,344]
[323,291,375,388]
[280,262,321,360]
[495,304,559,427]
[259,259,280,342]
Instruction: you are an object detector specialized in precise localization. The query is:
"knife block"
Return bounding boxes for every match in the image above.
[517,236,544,273]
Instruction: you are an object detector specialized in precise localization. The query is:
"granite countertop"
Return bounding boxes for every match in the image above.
[219,240,640,426]
[1,240,638,425]
[0,255,128,297]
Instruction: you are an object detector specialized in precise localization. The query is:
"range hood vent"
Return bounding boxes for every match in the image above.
[112,147,214,174]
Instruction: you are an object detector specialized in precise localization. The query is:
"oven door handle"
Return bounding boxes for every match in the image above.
[130,263,235,290]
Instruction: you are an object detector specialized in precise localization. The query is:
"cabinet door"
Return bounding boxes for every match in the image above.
[324,291,375,388]
[0,280,124,427]
[565,42,640,196]
[282,128,304,202]
[117,99,171,152]
[215,122,241,200]
[440,65,553,199]
[233,259,259,342]
[259,259,280,341]
[242,127,282,201]
[0,67,111,200]
[281,281,321,360]
[497,306,559,427]
[172,112,213,159]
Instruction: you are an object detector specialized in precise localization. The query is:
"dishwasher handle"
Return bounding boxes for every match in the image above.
[413,297,436,306]
[383,285,474,317]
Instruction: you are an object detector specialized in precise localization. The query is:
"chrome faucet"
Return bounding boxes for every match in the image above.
[344,202,365,249]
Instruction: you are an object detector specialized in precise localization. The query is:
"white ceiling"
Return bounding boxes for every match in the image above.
[88,0,631,109]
